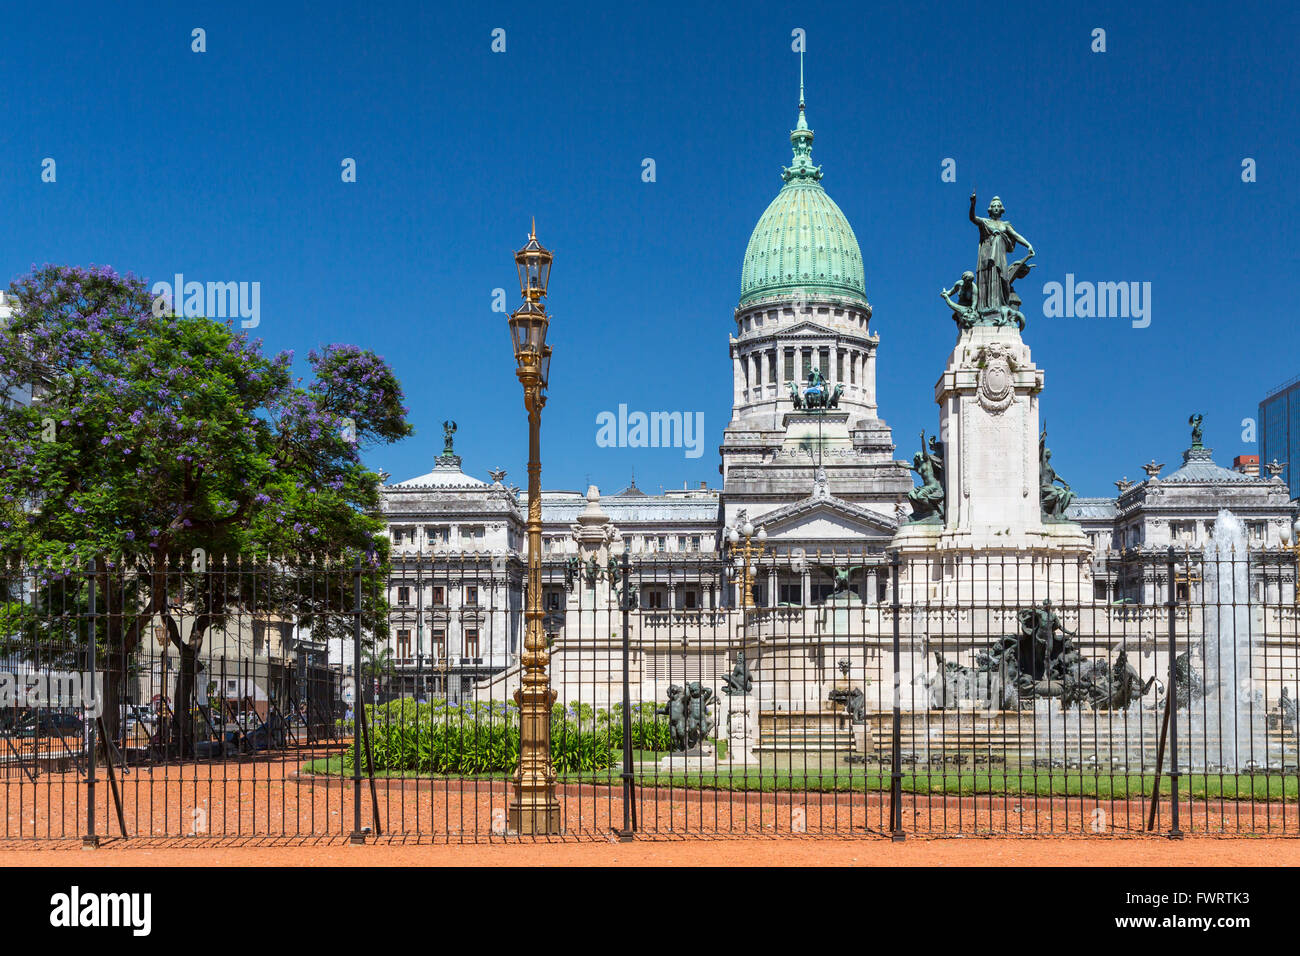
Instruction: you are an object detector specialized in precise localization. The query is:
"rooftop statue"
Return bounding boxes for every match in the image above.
[1189,414,1204,449]
[442,419,457,455]
[968,191,1035,328]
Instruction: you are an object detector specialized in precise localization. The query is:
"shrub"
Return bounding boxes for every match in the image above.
[339,697,614,774]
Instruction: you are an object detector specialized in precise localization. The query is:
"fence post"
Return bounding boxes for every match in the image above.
[616,539,636,840]
[350,555,365,845]
[1165,546,1183,840]
[82,557,99,849]
[889,550,905,842]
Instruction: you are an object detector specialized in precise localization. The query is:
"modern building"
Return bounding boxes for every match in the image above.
[1260,377,1300,500]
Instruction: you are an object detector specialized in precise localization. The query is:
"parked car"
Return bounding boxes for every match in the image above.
[124,705,157,730]
[11,712,83,739]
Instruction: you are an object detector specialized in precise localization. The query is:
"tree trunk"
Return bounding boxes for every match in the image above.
[171,644,198,757]
[101,663,126,750]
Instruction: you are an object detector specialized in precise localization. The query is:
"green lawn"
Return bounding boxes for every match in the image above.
[301,756,1297,801]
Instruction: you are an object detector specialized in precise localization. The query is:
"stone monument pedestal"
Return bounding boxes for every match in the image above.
[893,326,1092,604]
[723,695,759,764]
[657,745,714,774]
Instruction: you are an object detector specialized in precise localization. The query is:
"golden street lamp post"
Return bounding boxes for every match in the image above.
[506,221,561,835]
[727,520,767,609]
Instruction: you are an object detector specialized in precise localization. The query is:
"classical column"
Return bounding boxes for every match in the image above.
[863,347,878,411]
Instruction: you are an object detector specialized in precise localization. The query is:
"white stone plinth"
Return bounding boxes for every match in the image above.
[658,747,714,774]
[891,326,1092,604]
[723,695,759,764]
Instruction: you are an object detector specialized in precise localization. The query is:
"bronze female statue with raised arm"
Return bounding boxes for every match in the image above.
[970,192,1035,320]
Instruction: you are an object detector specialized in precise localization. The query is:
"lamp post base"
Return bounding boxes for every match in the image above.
[507,802,563,836]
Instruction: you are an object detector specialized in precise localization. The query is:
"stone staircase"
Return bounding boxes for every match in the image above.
[756,709,858,757]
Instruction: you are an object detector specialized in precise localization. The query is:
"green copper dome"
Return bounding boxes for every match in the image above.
[739,95,867,308]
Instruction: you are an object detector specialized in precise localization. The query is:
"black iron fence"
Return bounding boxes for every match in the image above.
[1,543,1297,841]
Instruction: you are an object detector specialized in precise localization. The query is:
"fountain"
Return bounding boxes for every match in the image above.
[1197,509,1268,771]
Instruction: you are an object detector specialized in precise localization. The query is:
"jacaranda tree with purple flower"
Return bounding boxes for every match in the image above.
[0,265,412,750]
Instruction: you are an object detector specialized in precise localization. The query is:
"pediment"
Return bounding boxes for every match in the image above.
[758,495,898,539]
[782,319,839,337]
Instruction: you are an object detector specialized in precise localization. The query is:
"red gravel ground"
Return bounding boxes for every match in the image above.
[2,837,1298,867]
[4,751,1299,864]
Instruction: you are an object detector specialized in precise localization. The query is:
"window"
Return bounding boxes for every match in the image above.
[397,586,411,605]
[396,629,411,659]
[677,535,687,552]
[392,528,403,544]
[432,585,446,606]
[427,526,449,545]
[691,535,702,552]
[432,628,445,659]
[784,349,795,382]
[779,582,803,605]
[465,585,478,606]
[643,588,666,609]
[683,590,699,610]
[657,536,667,552]
[545,590,562,611]
[464,629,480,659]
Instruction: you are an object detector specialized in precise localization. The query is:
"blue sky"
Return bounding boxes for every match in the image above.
[3,0,1298,497]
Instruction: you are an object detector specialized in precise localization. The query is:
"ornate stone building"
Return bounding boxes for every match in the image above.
[377,89,1298,702]
[1067,429,1297,605]
[719,87,913,560]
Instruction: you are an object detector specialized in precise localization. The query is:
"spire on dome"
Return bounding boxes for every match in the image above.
[783,52,821,183]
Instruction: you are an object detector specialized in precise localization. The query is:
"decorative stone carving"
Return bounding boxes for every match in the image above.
[975,343,1017,414]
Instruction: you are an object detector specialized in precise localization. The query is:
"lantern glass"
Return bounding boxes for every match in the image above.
[539,345,552,390]
[515,232,553,299]
[508,302,548,358]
